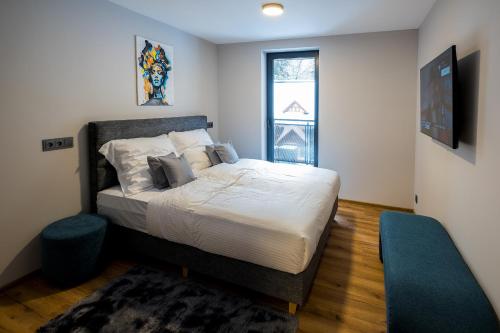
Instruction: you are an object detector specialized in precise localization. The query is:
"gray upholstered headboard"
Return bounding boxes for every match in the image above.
[88,115,208,212]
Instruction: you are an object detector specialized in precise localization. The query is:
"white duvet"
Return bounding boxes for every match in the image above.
[146,159,340,274]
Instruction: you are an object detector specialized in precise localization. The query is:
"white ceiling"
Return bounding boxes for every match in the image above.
[109,0,436,44]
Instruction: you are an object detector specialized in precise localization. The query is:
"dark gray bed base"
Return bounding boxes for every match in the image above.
[88,115,338,306]
[109,198,337,306]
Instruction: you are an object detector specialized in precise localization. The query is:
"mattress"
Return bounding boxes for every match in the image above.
[147,159,340,274]
[97,159,340,274]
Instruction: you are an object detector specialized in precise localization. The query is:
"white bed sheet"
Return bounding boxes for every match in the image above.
[97,186,162,233]
[147,159,340,274]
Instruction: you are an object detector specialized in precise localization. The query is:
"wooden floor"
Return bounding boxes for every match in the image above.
[0,200,400,333]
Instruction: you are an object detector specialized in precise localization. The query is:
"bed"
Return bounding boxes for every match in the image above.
[88,115,340,313]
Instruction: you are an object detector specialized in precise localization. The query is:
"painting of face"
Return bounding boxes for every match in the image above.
[136,36,174,106]
[151,64,165,88]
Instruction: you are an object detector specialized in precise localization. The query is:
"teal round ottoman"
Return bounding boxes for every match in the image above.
[41,214,107,286]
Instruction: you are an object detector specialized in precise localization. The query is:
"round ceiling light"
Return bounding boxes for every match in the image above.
[262,3,284,16]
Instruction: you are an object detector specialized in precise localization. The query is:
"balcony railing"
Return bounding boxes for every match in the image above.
[273,119,315,165]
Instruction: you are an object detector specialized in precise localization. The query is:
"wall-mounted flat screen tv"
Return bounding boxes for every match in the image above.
[420,45,458,149]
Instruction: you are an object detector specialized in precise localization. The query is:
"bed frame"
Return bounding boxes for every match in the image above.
[88,115,338,314]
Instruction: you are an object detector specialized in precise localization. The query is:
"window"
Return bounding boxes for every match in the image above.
[266,51,319,166]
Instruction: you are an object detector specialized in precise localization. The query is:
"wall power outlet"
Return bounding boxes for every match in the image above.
[42,137,73,151]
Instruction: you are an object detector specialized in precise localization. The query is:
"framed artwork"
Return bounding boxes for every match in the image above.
[136,36,174,106]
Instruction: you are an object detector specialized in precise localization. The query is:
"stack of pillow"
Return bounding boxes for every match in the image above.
[98,129,239,196]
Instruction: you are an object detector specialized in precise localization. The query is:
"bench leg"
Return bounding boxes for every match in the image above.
[182,266,188,279]
[288,302,298,315]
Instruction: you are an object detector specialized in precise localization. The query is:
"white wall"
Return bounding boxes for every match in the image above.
[0,0,218,287]
[218,31,418,208]
[415,0,500,313]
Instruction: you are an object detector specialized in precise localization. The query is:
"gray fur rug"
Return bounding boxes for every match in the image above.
[38,266,297,333]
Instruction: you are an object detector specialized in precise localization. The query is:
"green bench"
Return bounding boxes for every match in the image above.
[379,211,499,333]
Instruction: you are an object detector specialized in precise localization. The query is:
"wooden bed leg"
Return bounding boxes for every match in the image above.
[288,302,298,315]
[181,266,188,279]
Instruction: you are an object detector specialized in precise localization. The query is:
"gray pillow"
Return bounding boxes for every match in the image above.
[206,145,222,166]
[158,154,196,188]
[147,153,175,189]
[214,143,239,164]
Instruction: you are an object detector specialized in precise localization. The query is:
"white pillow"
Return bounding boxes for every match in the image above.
[168,129,214,153]
[99,134,177,196]
[168,129,213,172]
[183,146,212,172]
